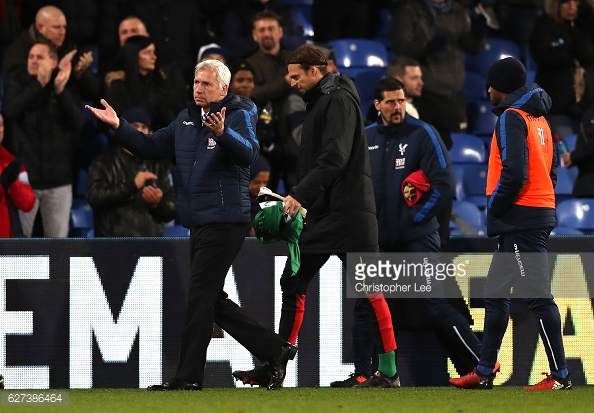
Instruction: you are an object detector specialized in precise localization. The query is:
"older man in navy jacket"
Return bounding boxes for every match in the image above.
[86,59,296,391]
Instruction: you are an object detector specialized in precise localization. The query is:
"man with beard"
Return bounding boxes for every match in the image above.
[331,77,485,387]
[246,10,297,194]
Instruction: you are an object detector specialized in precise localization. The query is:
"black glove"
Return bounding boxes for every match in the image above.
[426,32,448,53]
[0,158,22,190]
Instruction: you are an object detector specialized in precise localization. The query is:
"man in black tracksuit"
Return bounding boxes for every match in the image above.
[234,45,400,388]
[331,77,483,387]
[86,59,295,391]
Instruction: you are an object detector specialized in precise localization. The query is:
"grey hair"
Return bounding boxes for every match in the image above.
[195,59,231,89]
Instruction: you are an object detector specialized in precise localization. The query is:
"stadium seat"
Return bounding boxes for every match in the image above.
[343,67,386,111]
[526,70,536,85]
[373,8,392,49]
[562,134,577,152]
[521,43,538,73]
[450,133,486,164]
[555,167,577,203]
[69,203,94,238]
[278,0,313,4]
[453,164,488,208]
[550,227,584,236]
[75,168,88,199]
[464,38,521,78]
[163,225,190,237]
[295,8,314,39]
[556,198,594,233]
[463,71,487,100]
[466,99,498,137]
[451,200,484,231]
[329,39,388,70]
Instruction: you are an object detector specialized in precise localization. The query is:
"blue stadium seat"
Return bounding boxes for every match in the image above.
[556,198,594,233]
[464,38,521,78]
[373,8,392,49]
[526,70,536,85]
[76,168,88,198]
[550,227,584,236]
[453,164,488,208]
[295,8,314,39]
[562,134,577,152]
[463,71,487,100]
[450,133,487,164]
[343,67,386,112]
[555,167,577,203]
[69,203,94,238]
[278,0,313,4]
[451,200,484,229]
[521,43,538,73]
[163,225,190,237]
[278,0,314,39]
[329,39,388,70]
[466,99,498,137]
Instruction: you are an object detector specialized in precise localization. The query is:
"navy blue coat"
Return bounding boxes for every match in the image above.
[108,93,259,228]
[366,115,453,248]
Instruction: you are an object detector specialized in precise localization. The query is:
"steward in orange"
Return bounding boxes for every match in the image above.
[449,57,571,391]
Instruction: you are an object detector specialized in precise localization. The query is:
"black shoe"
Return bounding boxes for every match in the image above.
[0,375,4,389]
[330,373,371,388]
[232,363,272,387]
[267,342,298,391]
[147,377,201,391]
[352,371,401,388]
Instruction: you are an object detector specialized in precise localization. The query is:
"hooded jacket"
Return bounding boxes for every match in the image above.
[366,115,453,248]
[108,93,259,228]
[291,73,378,254]
[486,83,557,236]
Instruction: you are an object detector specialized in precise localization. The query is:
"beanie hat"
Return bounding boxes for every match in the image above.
[122,106,152,129]
[250,154,271,180]
[229,59,255,78]
[197,43,229,63]
[486,57,527,94]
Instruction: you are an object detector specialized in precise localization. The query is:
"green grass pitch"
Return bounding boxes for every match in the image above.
[5,387,594,413]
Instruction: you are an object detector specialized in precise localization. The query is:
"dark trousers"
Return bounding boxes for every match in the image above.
[479,229,567,373]
[278,253,396,354]
[175,223,285,384]
[352,231,481,376]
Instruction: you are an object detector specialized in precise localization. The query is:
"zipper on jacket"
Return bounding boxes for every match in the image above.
[219,179,224,209]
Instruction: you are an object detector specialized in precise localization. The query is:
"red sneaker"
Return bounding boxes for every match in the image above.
[523,373,572,390]
[449,368,495,389]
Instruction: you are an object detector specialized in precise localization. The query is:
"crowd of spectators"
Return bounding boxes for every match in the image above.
[0,0,592,238]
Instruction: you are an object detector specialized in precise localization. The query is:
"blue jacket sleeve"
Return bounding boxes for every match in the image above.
[109,118,176,160]
[412,126,454,223]
[488,110,528,217]
[215,107,260,166]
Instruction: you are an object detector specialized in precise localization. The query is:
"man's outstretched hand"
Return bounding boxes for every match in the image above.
[85,99,120,129]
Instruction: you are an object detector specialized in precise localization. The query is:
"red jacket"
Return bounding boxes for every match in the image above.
[0,146,35,237]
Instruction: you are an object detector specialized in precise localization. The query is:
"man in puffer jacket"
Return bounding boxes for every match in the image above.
[86,59,296,392]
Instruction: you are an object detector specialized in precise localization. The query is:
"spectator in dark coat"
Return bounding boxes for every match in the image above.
[104,35,187,131]
[223,0,305,61]
[2,41,84,237]
[390,0,487,149]
[126,0,211,85]
[86,106,176,237]
[529,0,594,137]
